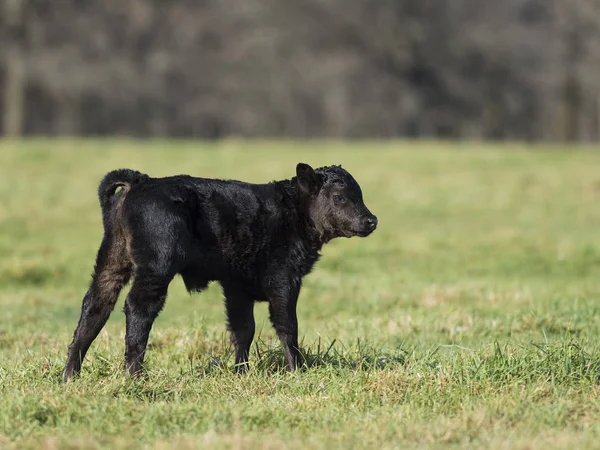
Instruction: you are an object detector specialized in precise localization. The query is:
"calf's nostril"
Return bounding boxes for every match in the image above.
[364,215,378,229]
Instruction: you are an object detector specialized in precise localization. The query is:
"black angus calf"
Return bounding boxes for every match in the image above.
[63,163,377,381]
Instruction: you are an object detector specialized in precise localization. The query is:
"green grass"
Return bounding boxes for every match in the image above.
[1,139,600,449]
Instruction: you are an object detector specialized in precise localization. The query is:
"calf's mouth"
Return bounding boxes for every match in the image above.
[345,217,378,238]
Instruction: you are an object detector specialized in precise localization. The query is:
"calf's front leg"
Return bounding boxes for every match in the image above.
[223,285,255,373]
[267,280,302,371]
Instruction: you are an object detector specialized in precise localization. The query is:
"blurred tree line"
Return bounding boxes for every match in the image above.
[1,0,599,141]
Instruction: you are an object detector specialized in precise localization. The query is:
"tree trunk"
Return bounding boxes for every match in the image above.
[2,0,25,137]
[563,76,581,142]
[56,96,78,136]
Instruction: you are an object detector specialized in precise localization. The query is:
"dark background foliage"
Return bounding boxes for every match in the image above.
[1,0,599,140]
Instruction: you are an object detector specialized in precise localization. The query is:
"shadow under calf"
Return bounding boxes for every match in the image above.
[63,163,378,381]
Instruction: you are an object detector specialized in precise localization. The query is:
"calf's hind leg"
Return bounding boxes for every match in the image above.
[123,271,173,376]
[63,238,132,382]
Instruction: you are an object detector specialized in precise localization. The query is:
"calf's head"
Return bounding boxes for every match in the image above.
[296,163,378,241]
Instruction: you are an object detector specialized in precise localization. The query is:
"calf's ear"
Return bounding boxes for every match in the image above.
[296,163,322,196]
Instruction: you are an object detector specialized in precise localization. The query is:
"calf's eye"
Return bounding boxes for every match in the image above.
[333,195,346,204]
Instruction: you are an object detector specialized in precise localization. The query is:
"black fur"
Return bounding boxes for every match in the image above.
[63,163,377,381]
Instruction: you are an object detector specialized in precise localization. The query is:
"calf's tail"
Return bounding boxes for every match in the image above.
[98,169,149,212]
[98,169,149,233]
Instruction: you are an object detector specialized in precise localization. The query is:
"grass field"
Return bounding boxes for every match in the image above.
[1,140,600,449]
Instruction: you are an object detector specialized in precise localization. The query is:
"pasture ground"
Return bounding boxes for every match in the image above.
[1,140,600,449]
